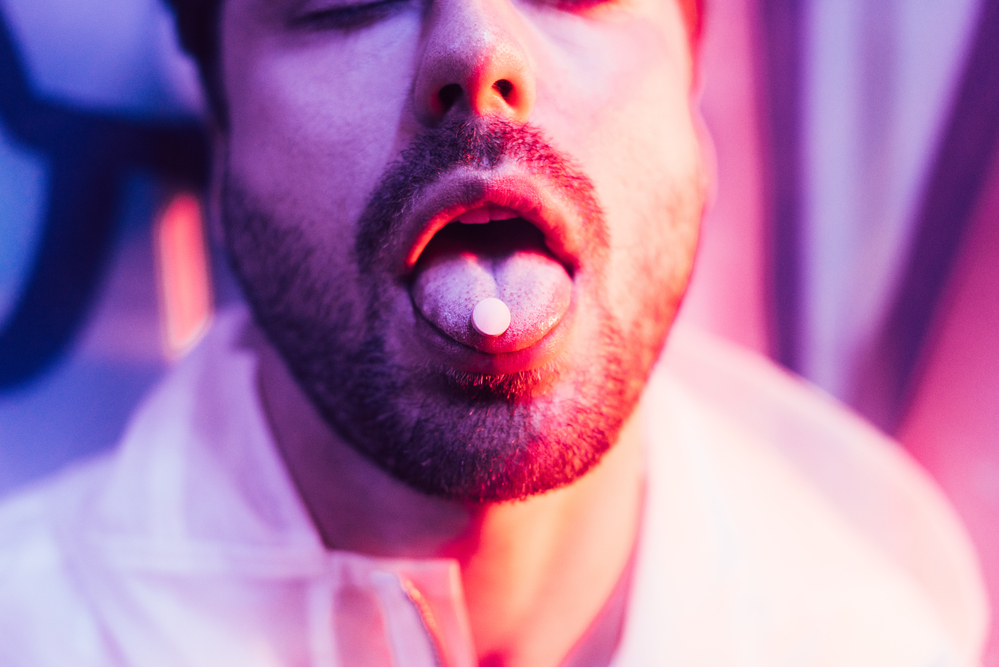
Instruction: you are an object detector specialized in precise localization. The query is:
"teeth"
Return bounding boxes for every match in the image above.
[457,208,490,224]
[456,206,519,225]
[489,206,518,220]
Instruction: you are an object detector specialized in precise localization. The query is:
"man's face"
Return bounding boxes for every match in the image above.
[219,0,704,501]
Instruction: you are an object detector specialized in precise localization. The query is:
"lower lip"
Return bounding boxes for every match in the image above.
[409,294,576,376]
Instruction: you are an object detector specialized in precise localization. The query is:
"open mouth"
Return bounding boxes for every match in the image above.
[409,204,574,354]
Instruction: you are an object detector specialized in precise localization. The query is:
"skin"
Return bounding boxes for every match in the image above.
[216,0,706,663]
[256,329,645,666]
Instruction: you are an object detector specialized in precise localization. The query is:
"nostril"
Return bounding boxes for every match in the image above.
[438,84,462,113]
[493,79,514,100]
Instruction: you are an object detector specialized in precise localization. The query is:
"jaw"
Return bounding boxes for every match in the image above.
[221,110,701,503]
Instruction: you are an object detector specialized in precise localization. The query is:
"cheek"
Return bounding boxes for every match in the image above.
[223,20,421,246]
[531,15,703,327]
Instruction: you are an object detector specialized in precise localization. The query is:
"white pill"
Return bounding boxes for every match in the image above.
[471,297,511,337]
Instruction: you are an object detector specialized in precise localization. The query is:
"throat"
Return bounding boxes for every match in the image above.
[442,415,646,667]
[254,322,645,667]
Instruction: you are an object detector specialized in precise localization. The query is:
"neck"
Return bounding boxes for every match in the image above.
[255,334,644,667]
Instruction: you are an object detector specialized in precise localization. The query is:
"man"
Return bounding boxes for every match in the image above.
[0,0,988,664]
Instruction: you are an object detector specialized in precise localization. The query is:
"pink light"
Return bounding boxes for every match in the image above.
[154,192,213,359]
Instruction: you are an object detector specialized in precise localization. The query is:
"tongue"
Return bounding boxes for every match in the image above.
[412,246,572,353]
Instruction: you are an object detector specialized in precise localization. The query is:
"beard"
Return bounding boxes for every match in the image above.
[223,117,681,503]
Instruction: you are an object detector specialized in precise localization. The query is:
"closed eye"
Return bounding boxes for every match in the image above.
[290,0,412,32]
[531,0,616,13]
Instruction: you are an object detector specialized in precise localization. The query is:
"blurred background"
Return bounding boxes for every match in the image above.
[0,0,996,660]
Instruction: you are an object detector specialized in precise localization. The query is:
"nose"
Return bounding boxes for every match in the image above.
[412,0,536,125]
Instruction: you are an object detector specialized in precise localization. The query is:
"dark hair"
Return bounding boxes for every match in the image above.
[164,0,702,121]
[166,0,226,121]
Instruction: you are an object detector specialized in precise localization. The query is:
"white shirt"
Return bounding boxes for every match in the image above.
[0,308,987,666]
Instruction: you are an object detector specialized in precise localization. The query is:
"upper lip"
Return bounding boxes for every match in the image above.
[393,166,584,277]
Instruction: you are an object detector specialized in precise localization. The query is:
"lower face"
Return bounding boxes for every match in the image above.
[220,0,705,502]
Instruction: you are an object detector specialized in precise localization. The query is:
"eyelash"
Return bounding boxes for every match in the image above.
[538,0,614,13]
[290,0,608,34]
[291,0,412,32]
